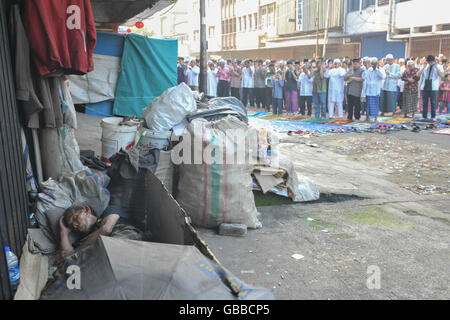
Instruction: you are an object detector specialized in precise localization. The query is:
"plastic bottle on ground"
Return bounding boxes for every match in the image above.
[5,246,20,291]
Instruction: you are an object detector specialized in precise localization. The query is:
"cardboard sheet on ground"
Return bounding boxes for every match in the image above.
[40,236,273,300]
[24,169,273,300]
[253,172,284,194]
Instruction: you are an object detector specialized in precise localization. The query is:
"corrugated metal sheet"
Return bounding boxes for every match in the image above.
[277,0,344,35]
[0,0,29,300]
[91,0,160,23]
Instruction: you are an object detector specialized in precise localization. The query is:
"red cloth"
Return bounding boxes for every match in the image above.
[23,0,96,76]
[439,82,450,103]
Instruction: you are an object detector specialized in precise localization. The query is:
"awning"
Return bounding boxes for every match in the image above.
[122,1,174,26]
[329,31,387,39]
[91,0,161,23]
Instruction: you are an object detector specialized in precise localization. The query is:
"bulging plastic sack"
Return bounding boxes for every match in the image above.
[208,97,248,124]
[142,83,197,133]
[175,116,262,229]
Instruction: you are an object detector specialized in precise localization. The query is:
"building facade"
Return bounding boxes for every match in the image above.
[343,0,450,59]
[342,0,406,58]
[138,0,450,60]
[135,0,222,59]
[393,0,450,57]
[211,0,362,60]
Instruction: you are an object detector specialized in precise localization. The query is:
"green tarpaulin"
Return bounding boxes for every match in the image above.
[113,34,177,117]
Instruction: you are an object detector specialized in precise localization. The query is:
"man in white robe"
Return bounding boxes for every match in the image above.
[206,62,217,99]
[324,59,347,119]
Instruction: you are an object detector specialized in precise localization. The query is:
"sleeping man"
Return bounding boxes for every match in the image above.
[55,204,146,264]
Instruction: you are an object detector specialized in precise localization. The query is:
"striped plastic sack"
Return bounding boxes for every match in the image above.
[176,117,261,229]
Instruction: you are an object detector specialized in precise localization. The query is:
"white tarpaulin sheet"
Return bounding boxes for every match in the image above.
[68,54,121,104]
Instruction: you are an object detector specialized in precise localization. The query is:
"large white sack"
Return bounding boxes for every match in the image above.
[142,83,197,133]
[40,125,86,181]
[68,54,121,105]
[175,116,261,229]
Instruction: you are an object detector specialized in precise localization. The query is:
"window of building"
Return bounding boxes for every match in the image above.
[377,0,389,5]
[347,0,360,12]
[268,4,274,27]
[193,30,199,40]
[362,0,376,10]
[248,14,252,30]
[208,26,215,38]
[260,7,267,29]
[160,16,167,34]
[260,3,275,30]
[254,13,258,30]
[243,15,246,31]
[296,0,303,31]
[349,0,381,13]
[179,34,188,45]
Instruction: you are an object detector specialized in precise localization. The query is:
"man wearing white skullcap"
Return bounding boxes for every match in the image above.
[324,58,347,119]
[362,57,386,122]
[360,57,372,115]
[187,59,201,91]
[361,57,370,69]
[216,59,230,97]
[382,53,401,116]
[206,61,218,98]
[344,58,365,120]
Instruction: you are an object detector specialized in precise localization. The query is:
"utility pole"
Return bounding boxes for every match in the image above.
[199,0,207,94]
[315,0,319,59]
[322,0,331,58]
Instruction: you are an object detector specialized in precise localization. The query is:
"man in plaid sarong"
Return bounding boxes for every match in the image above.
[362,57,386,122]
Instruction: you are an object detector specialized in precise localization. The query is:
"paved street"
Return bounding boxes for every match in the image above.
[76,112,449,299]
[197,131,450,300]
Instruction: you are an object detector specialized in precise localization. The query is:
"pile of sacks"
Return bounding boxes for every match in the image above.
[139,83,262,229]
[129,83,319,232]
